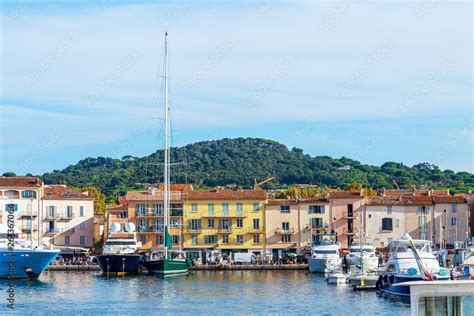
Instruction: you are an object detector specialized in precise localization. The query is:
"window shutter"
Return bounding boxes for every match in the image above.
[321,205,325,214]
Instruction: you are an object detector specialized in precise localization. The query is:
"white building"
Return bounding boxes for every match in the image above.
[0,177,95,248]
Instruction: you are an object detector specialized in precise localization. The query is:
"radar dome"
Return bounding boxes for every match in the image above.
[111,222,121,233]
[125,222,136,233]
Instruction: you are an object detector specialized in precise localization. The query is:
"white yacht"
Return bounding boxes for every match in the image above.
[308,233,342,273]
[346,240,379,273]
[377,234,450,296]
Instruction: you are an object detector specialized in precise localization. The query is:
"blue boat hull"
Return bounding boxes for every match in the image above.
[378,274,450,297]
[0,249,59,279]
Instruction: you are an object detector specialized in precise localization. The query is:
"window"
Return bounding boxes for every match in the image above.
[191,203,198,213]
[152,204,164,216]
[450,217,458,227]
[172,235,180,244]
[395,219,400,228]
[381,218,393,231]
[191,236,198,245]
[208,203,214,216]
[236,235,243,244]
[310,218,323,228]
[138,219,149,232]
[281,234,291,243]
[309,205,325,214]
[222,203,229,216]
[66,206,73,218]
[282,222,289,231]
[79,206,84,217]
[253,202,260,212]
[236,219,243,228]
[189,219,200,231]
[47,206,56,217]
[118,211,128,219]
[64,236,70,245]
[280,205,290,213]
[80,222,85,230]
[205,235,218,244]
[253,219,260,230]
[387,205,392,215]
[451,233,456,242]
[208,219,215,228]
[140,235,147,244]
[222,235,229,244]
[156,235,164,244]
[451,204,457,213]
[170,219,180,228]
[152,219,162,232]
[137,204,148,216]
[253,234,260,244]
[417,206,430,214]
[236,203,243,216]
[80,235,85,246]
[21,190,36,198]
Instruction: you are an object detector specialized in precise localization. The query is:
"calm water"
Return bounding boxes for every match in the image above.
[1,271,412,315]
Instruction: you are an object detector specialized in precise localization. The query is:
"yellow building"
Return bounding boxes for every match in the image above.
[183,188,267,262]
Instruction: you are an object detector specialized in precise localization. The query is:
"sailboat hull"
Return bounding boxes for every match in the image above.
[144,258,191,275]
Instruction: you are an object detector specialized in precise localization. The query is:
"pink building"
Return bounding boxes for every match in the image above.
[265,199,299,259]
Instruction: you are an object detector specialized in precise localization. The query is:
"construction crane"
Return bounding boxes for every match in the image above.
[254,177,275,190]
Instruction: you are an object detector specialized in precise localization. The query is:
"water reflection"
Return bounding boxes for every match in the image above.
[0,271,411,314]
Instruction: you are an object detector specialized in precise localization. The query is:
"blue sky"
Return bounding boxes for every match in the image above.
[0,0,472,175]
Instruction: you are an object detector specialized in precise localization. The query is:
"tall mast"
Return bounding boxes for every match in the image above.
[163,31,170,259]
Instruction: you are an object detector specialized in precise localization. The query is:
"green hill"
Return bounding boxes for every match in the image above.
[40,137,473,199]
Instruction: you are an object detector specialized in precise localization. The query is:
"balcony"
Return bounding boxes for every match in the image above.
[341,228,357,235]
[274,227,295,234]
[44,213,60,221]
[217,227,232,234]
[58,212,74,221]
[342,211,358,219]
[19,210,38,217]
[44,228,63,235]
[246,227,263,234]
[186,228,201,234]
[20,224,38,231]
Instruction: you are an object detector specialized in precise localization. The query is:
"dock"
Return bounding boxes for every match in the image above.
[190,264,308,271]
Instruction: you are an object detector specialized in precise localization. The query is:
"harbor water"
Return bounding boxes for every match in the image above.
[1,270,414,315]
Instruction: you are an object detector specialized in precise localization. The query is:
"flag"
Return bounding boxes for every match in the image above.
[165,226,172,250]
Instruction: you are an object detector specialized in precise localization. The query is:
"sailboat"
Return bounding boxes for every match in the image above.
[143,32,192,275]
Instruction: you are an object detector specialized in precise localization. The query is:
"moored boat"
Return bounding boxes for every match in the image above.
[377,234,449,297]
[0,224,59,279]
[96,222,141,275]
[308,233,342,273]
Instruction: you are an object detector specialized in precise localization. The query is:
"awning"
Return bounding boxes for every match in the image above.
[267,243,297,249]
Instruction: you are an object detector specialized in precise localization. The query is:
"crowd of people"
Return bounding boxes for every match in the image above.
[51,255,96,266]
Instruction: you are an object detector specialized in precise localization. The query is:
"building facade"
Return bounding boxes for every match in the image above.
[298,197,331,249]
[183,189,268,261]
[265,199,299,259]
[42,185,95,248]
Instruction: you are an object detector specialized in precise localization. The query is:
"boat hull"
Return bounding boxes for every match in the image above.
[378,274,450,297]
[0,249,59,279]
[96,255,141,275]
[346,256,379,272]
[308,257,342,273]
[144,258,190,275]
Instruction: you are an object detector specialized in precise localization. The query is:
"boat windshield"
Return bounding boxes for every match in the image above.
[105,240,136,246]
[314,250,338,255]
[350,248,372,253]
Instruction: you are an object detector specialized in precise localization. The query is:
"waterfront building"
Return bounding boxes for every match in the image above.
[183,188,268,261]
[298,196,331,250]
[265,199,299,259]
[365,190,469,249]
[42,185,95,248]
[329,190,365,249]
[0,176,43,244]
[125,187,185,251]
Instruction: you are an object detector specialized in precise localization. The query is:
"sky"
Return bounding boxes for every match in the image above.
[0,0,472,175]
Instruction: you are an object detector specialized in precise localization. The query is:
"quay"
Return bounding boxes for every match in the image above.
[190,264,308,271]
[47,265,101,271]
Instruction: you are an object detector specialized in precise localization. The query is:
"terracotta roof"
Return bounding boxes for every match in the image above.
[126,190,184,201]
[368,196,434,206]
[267,199,298,206]
[118,196,127,205]
[329,190,363,199]
[158,183,193,191]
[185,189,267,200]
[381,189,450,197]
[433,196,467,204]
[106,204,128,211]
[43,186,94,200]
[0,177,42,188]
